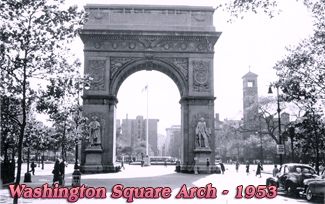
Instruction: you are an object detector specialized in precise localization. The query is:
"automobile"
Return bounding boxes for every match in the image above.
[303,170,325,201]
[266,163,318,198]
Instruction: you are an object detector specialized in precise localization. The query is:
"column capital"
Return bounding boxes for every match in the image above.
[83,95,118,105]
[179,96,216,105]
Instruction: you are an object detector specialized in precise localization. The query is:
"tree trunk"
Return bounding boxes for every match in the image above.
[14,52,28,204]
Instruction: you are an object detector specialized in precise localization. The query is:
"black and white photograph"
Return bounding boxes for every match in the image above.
[1,0,324,203]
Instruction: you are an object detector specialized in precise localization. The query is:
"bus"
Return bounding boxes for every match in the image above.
[150,156,176,163]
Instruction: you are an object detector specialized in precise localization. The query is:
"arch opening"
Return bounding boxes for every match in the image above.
[116,70,181,160]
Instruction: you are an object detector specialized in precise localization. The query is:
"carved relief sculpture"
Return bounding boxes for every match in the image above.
[138,37,162,50]
[88,60,106,91]
[163,58,188,80]
[110,57,137,79]
[193,61,210,92]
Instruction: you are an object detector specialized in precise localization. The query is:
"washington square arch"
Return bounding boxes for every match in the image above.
[78,4,222,174]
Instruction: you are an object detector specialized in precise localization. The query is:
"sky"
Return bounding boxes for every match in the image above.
[65,0,314,135]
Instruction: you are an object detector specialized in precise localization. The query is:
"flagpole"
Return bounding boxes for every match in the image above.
[146,82,149,156]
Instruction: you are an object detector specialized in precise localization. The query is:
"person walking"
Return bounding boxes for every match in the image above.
[30,160,36,175]
[206,158,210,173]
[235,161,240,172]
[246,161,250,176]
[273,165,279,177]
[59,159,66,186]
[219,162,225,174]
[52,159,60,186]
[256,162,263,178]
[121,160,125,170]
[164,159,167,167]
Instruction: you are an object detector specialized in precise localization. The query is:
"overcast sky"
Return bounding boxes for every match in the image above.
[66,0,314,135]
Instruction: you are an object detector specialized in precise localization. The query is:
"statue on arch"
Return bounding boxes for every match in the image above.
[89,116,101,145]
[195,118,211,148]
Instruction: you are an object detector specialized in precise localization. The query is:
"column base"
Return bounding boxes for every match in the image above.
[81,146,103,173]
[143,157,151,166]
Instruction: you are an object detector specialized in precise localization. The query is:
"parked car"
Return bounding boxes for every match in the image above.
[266,163,318,198]
[303,170,325,201]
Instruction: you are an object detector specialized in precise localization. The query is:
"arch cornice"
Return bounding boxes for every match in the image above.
[110,58,188,97]
[79,30,221,53]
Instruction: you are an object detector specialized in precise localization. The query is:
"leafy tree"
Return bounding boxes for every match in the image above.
[273,0,325,174]
[1,95,20,163]
[121,147,133,158]
[215,120,246,162]
[116,126,129,159]
[216,0,281,23]
[132,139,153,160]
[0,1,85,201]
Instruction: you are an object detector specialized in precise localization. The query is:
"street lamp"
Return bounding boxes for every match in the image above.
[268,84,283,166]
[24,143,31,182]
[73,79,90,170]
[72,77,90,187]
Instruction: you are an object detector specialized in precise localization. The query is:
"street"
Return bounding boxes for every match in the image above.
[0,163,324,204]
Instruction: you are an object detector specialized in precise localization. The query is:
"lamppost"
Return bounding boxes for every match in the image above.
[23,139,31,182]
[268,84,283,166]
[255,131,264,163]
[72,78,90,187]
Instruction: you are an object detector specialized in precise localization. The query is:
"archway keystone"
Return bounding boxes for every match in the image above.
[79,4,222,173]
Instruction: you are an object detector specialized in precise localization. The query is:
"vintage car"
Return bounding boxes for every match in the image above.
[303,170,325,201]
[266,163,318,197]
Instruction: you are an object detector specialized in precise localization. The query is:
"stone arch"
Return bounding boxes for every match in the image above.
[110,58,187,97]
[79,4,222,174]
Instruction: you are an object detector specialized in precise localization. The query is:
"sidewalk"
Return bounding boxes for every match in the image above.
[1,163,276,204]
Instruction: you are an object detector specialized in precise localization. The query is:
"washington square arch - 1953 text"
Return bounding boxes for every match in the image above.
[78,4,222,173]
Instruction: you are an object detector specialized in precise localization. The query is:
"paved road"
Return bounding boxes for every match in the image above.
[1,163,324,204]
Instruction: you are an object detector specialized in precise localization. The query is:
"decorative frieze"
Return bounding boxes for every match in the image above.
[88,60,106,91]
[192,61,210,92]
[81,35,218,53]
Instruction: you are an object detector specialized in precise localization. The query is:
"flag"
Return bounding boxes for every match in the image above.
[141,85,148,92]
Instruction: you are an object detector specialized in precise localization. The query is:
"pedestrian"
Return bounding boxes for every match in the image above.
[206,158,210,173]
[59,159,66,186]
[219,162,225,174]
[256,162,263,178]
[52,159,60,186]
[164,159,167,167]
[273,164,279,177]
[121,160,125,170]
[246,161,250,175]
[30,160,36,175]
[235,161,240,172]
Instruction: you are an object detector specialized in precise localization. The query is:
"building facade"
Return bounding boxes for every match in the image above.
[165,125,181,158]
[157,134,166,156]
[121,115,159,156]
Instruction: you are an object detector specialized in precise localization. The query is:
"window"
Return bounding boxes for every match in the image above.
[247,80,254,87]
